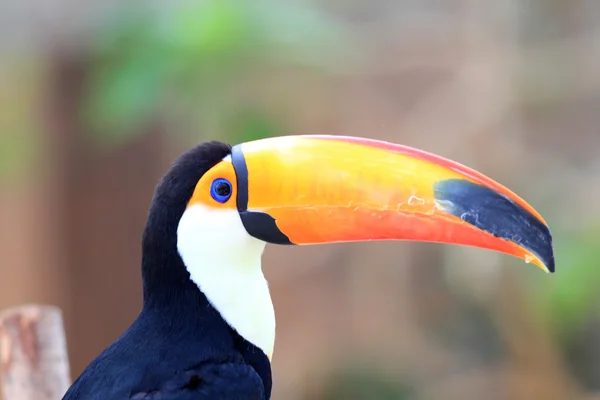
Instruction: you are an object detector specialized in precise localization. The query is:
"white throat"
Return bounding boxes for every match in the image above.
[177,204,275,359]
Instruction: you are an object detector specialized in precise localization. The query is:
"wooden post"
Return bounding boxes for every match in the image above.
[0,305,71,400]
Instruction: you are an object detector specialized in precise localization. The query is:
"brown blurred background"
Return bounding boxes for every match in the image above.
[1,1,600,399]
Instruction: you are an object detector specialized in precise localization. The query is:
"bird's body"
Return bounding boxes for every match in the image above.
[65,291,269,399]
[63,142,271,399]
[62,135,554,399]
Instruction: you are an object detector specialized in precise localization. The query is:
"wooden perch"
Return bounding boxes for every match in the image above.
[0,305,71,400]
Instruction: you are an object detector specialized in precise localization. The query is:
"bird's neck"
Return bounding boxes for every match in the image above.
[140,202,276,360]
[139,248,274,398]
[185,253,275,359]
[177,206,275,359]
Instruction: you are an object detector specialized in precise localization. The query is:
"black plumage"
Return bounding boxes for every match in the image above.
[63,142,272,400]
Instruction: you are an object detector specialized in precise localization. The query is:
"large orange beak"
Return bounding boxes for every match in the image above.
[230,135,554,273]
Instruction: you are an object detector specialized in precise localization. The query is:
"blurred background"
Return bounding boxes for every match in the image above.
[1,0,599,399]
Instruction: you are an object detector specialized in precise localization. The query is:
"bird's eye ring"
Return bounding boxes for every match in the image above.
[210,178,232,203]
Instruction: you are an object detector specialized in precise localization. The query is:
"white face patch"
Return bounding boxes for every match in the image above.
[177,204,275,359]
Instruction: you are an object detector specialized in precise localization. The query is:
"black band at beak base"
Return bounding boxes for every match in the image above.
[231,145,293,245]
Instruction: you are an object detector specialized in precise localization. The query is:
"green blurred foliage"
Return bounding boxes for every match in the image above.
[228,108,284,144]
[0,132,37,183]
[320,367,414,400]
[0,60,43,183]
[83,0,353,148]
[536,224,600,342]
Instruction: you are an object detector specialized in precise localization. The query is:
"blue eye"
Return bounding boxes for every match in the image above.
[210,178,232,203]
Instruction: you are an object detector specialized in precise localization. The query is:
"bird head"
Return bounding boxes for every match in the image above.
[162,135,554,361]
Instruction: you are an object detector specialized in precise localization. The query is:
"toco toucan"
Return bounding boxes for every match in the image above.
[62,135,554,399]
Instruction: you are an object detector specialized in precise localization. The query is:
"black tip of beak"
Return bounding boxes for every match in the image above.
[434,179,555,273]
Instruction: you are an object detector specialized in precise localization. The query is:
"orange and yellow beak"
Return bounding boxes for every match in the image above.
[229,135,554,273]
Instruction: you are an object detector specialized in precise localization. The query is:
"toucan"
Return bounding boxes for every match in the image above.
[62,135,554,399]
